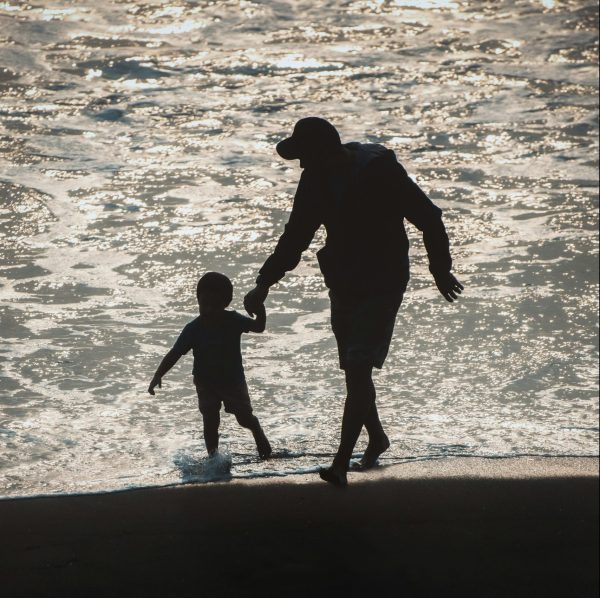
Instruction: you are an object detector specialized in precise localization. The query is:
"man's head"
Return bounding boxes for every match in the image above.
[196,272,233,315]
[276,117,343,169]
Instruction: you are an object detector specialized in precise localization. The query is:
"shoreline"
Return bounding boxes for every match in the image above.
[2,454,598,502]
[2,457,598,597]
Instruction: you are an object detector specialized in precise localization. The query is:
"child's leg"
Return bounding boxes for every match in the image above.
[224,383,272,459]
[202,406,220,455]
[235,410,272,459]
[196,381,221,455]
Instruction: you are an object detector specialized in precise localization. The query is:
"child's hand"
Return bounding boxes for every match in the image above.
[148,375,162,395]
[247,301,266,332]
[244,284,268,316]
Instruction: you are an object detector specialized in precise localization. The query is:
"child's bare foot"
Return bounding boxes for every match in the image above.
[355,434,390,470]
[253,429,272,459]
[319,466,347,487]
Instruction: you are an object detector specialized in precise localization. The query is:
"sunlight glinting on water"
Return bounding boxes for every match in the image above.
[0,0,598,496]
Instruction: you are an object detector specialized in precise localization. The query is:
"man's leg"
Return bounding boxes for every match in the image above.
[360,403,390,469]
[364,402,384,439]
[320,364,375,486]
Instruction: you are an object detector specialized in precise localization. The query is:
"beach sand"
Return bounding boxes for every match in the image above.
[1,457,598,598]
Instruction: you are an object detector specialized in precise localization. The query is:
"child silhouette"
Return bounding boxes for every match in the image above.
[149,272,271,459]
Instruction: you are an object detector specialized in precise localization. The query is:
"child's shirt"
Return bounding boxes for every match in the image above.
[172,310,256,384]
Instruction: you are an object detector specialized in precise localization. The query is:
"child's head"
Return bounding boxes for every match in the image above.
[196,272,233,315]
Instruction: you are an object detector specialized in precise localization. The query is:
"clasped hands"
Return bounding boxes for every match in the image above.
[244,283,269,316]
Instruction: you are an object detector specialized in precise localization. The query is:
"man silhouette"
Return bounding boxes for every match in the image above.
[244,117,463,486]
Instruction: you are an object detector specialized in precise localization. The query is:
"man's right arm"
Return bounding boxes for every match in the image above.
[245,173,321,314]
[255,172,321,288]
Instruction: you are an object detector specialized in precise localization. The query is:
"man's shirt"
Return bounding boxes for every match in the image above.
[256,142,452,295]
[173,311,255,384]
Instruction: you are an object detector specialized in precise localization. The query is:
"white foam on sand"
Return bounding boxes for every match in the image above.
[173,450,233,484]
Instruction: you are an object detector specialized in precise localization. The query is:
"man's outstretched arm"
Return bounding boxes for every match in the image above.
[245,172,321,314]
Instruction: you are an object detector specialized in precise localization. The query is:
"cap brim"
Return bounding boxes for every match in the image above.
[276,137,301,160]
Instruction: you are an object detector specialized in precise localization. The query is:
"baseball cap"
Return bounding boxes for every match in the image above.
[276,117,342,160]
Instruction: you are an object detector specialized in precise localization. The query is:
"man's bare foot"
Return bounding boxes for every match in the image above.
[319,466,348,487]
[355,434,390,470]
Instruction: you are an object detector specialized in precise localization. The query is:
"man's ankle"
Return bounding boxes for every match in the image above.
[332,456,349,472]
[369,432,389,445]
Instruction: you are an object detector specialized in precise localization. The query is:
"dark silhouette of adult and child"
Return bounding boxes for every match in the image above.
[149,117,463,487]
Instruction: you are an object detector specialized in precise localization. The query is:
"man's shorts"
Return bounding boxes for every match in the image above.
[329,288,405,370]
[193,378,253,416]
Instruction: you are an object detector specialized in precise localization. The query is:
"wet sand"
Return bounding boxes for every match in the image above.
[1,457,598,598]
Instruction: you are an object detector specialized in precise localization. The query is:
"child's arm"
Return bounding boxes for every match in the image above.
[148,349,181,395]
[245,303,266,333]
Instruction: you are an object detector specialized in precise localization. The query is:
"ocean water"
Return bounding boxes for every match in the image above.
[0,0,598,497]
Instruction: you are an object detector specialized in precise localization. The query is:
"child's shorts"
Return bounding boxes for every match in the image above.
[193,378,253,416]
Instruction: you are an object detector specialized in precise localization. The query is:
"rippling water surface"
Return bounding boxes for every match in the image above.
[0,0,598,497]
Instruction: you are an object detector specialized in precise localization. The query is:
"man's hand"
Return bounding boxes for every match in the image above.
[433,271,464,303]
[148,375,162,395]
[244,284,269,316]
